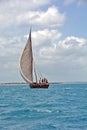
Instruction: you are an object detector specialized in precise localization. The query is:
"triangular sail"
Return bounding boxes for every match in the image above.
[19,29,33,83]
[33,58,43,83]
[33,58,38,83]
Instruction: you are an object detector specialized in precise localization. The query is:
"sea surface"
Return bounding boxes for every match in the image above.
[0,83,87,130]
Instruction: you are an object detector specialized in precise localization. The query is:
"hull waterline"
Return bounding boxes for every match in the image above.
[30,82,49,88]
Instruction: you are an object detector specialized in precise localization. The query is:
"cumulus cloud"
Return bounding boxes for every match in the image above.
[0,0,51,28]
[39,36,87,65]
[0,0,50,11]
[0,29,61,71]
[17,6,65,27]
[0,34,23,82]
[25,29,62,47]
[0,35,24,57]
[0,29,87,70]
[0,6,66,28]
[38,35,87,81]
[0,28,87,82]
[0,0,86,82]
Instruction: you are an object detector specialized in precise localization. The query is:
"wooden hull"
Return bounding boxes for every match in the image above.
[30,82,49,88]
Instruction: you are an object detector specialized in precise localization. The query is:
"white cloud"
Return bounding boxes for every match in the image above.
[0,29,61,67]
[38,36,87,81]
[25,29,62,47]
[0,6,66,28]
[0,36,24,57]
[0,28,87,82]
[0,0,86,82]
[60,36,86,48]
[0,30,87,72]
[0,0,51,28]
[39,36,87,65]
[0,0,51,12]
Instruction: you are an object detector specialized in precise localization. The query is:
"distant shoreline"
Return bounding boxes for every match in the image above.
[0,81,87,86]
[0,82,26,86]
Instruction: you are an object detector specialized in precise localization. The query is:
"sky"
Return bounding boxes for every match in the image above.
[0,0,87,83]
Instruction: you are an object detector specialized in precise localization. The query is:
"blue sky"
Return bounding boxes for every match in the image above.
[0,0,87,83]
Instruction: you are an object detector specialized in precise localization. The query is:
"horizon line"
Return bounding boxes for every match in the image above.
[0,81,87,85]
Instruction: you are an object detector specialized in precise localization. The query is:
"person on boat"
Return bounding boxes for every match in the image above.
[42,78,44,83]
[45,78,48,83]
[39,78,42,84]
[42,78,48,83]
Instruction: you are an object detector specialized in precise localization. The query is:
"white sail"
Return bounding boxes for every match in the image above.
[19,29,33,84]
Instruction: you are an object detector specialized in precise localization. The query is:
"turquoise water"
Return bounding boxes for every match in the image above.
[0,84,87,130]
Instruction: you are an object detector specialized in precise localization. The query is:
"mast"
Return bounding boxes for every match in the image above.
[33,59,38,83]
[34,63,38,83]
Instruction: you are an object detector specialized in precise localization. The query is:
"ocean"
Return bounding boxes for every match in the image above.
[0,83,87,130]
